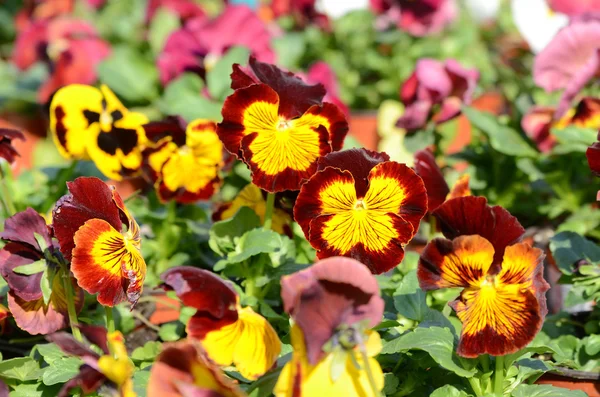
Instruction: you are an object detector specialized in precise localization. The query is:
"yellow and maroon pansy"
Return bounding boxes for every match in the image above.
[0,208,84,335]
[418,235,550,357]
[52,177,146,307]
[281,257,384,364]
[212,183,293,236]
[47,325,136,397]
[148,340,246,397]
[161,266,281,380]
[49,84,149,180]
[414,148,470,213]
[143,116,224,203]
[274,325,384,397]
[294,148,428,274]
[217,57,349,192]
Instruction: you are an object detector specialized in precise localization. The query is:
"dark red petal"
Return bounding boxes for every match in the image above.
[433,196,525,264]
[245,57,326,119]
[414,149,450,212]
[281,257,384,364]
[46,331,101,359]
[316,148,390,197]
[58,365,105,397]
[230,63,258,90]
[1,208,52,251]
[316,102,349,152]
[0,243,44,301]
[79,325,110,354]
[587,142,600,176]
[0,128,25,141]
[53,177,122,261]
[143,116,188,146]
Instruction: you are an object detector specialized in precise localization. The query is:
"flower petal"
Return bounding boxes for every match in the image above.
[418,235,495,290]
[0,128,25,164]
[1,208,52,251]
[587,142,600,176]
[452,243,548,357]
[71,218,146,307]
[0,243,44,301]
[433,196,525,265]
[414,149,450,212]
[447,174,471,200]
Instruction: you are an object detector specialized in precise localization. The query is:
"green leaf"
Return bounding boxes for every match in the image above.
[584,334,600,356]
[206,46,250,101]
[159,73,223,122]
[42,357,82,385]
[382,373,400,395]
[148,7,180,56]
[133,370,151,397]
[8,382,62,397]
[33,232,48,253]
[98,46,159,103]
[131,341,162,362]
[380,327,476,378]
[12,259,46,275]
[159,322,185,342]
[393,270,428,321]
[512,384,588,397]
[549,231,600,275]
[37,343,67,365]
[225,229,295,267]
[0,357,44,381]
[430,385,469,397]
[40,267,53,306]
[273,33,306,70]
[209,206,261,256]
[551,126,597,154]
[462,106,538,157]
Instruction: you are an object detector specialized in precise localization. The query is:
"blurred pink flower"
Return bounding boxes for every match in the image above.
[146,0,206,23]
[158,5,274,86]
[370,0,457,36]
[548,0,600,16]
[15,0,74,32]
[303,62,349,115]
[533,17,600,116]
[397,58,479,132]
[12,18,110,103]
[269,0,330,29]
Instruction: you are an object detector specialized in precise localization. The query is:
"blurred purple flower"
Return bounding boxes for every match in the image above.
[397,58,479,132]
[158,5,274,86]
[548,0,600,16]
[12,17,110,103]
[370,0,457,36]
[534,17,600,117]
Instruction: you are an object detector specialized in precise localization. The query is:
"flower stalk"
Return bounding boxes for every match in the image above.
[263,192,276,231]
[62,272,83,342]
[494,355,505,396]
[105,306,115,333]
[0,165,16,216]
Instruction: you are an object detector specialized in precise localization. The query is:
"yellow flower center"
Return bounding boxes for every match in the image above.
[277,118,292,131]
[100,111,114,132]
[354,199,367,211]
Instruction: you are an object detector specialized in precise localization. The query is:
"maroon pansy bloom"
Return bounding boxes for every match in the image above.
[281,256,385,364]
[397,58,479,132]
[370,0,457,37]
[12,17,110,103]
[0,128,25,165]
[0,208,83,335]
[158,5,274,86]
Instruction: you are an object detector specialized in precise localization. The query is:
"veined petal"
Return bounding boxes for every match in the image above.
[71,218,146,307]
[418,235,495,290]
[49,84,103,159]
[414,149,450,212]
[202,307,281,380]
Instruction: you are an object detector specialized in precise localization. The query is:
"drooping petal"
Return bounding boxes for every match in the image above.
[1,208,52,251]
[71,218,146,307]
[0,243,44,301]
[202,307,281,380]
[281,257,384,364]
[418,235,495,290]
[414,149,450,212]
[0,128,25,164]
[452,242,548,357]
[433,196,525,265]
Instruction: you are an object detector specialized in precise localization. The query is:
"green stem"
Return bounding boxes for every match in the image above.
[481,354,490,373]
[62,274,83,342]
[245,277,257,299]
[105,306,115,333]
[0,165,16,216]
[467,377,484,397]
[494,355,505,396]
[355,332,381,397]
[263,192,276,231]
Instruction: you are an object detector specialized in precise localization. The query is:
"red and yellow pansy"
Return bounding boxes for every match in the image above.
[52,177,146,307]
[49,84,149,180]
[418,196,550,357]
[294,148,428,274]
[161,266,281,380]
[143,116,224,203]
[217,57,349,192]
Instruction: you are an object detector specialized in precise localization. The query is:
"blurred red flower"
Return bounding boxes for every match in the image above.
[370,0,457,36]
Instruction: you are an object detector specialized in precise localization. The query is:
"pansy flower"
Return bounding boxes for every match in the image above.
[294,148,427,274]
[53,177,146,307]
[275,257,384,396]
[143,116,224,203]
[397,58,480,132]
[418,196,550,357]
[0,128,25,165]
[49,84,149,181]
[269,0,330,30]
[523,97,600,152]
[13,18,111,103]
[534,16,600,117]
[217,57,349,192]
[148,340,246,397]
[158,5,274,85]
[548,0,600,16]
[212,183,293,236]
[47,326,135,397]
[161,266,281,380]
[146,0,206,24]
[0,208,83,335]
[414,148,470,213]
[370,0,457,37]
